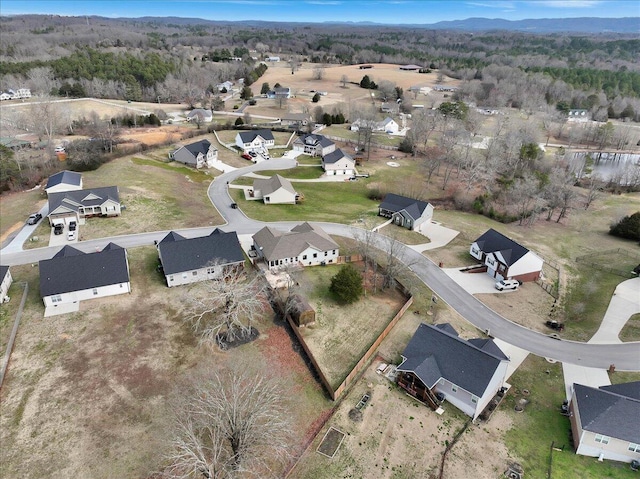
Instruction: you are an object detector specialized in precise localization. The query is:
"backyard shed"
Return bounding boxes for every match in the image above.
[289,294,315,326]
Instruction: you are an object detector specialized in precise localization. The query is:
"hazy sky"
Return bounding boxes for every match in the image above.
[1,0,638,23]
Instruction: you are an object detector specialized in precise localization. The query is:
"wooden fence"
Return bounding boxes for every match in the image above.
[322,134,400,152]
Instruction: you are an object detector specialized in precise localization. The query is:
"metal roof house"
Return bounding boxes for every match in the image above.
[569,382,640,463]
[157,229,245,287]
[378,193,434,234]
[39,243,130,316]
[396,323,509,421]
[470,229,544,283]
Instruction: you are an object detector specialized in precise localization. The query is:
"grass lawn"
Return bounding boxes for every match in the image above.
[504,356,636,479]
[295,262,408,389]
[0,189,47,240]
[255,166,325,179]
[230,180,380,223]
[378,224,430,245]
[618,313,640,342]
[296,154,321,165]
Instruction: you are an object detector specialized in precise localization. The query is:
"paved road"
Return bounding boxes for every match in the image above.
[2,159,639,371]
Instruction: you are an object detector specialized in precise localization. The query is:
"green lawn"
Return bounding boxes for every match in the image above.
[618,313,640,342]
[504,356,636,479]
[230,180,380,223]
[253,166,324,180]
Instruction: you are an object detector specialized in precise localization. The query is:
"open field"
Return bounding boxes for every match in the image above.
[294,261,407,388]
[0,248,332,479]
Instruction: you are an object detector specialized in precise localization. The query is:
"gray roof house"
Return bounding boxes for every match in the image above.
[569,382,640,463]
[0,265,12,303]
[470,229,544,283]
[292,133,335,157]
[252,222,339,269]
[48,186,121,225]
[281,112,312,128]
[251,174,299,204]
[39,243,130,316]
[378,193,434,233]
[235,129,275,151]
[170,139,218,168]
[45,170,83,195]
[186,109,213,123]
[322,149,356,176]
[396,323,509,420]
[157,229,245,287]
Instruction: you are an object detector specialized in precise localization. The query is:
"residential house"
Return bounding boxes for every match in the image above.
[322,149,355,176]
[266,56,280,62]
[281,112,312,129]
[0,92,11,101]
[350,117,399,134]
[48,186,121,226]
[396,323,509,421]
[433,85,458,92]
[470,229,544,282]
[39,243,130,316]
[216,81,233,92]
[292,133,335,157]
[381,102,399,114]
[251,175,299,204]
[186,109,213,123]
[157,229,245,287]
[252,222,339,269]
[399,64,422,71]
[0,265,12,303]
[380,117,400,134]
[235,129,275,152]
[569,382,640,463]
[378,193,434,233]
[266,87,291,99]
[170,139,218,168]
[45,170,83,195]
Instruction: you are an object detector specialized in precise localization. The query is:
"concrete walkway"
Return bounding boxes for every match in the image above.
[561,363,611,400]
[588,277,640,344]
[409,221,459,252]
[494,338,530,381]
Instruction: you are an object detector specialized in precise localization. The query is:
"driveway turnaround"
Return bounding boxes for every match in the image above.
[2,158,639,371]
[588,277,640,344]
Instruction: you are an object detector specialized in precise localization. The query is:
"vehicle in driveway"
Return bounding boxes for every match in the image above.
[241,153,252,161]
[54,224,64,235]
[249,151,257,157]
[27,213,42,225]
[495,278,520,291]
[69,221,77,231]
[67,230,76,241]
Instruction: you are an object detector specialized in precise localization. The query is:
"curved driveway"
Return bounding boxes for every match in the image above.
[2,159,639,370]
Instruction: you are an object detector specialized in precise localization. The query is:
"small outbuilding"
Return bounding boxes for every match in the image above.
[288,294,315,326]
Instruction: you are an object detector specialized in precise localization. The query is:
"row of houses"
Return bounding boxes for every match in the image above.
[0,88,31,101]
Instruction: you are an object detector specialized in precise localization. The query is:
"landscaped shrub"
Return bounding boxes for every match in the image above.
[609,212,640,241]
[330,264,364,304]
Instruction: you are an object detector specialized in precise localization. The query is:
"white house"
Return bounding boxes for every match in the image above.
[186,109,213,123]
[567,109,590,123]
[252,222,339,269]
[266,56,280,62]
[0,92,11,101]
[378,193,434,233]
[266,87,291,99]
[48,186,121,226]
[397,323,509,421]
[292,133,335,157]
[0,265,12,303]
[380,117,399,134]
[216,81,233,92]
[350,117,399,134]
[45,170,83,195]
[322,149,355,176]
[235,129,275,152]
[39,243,131,317]
[170,139,218,168]
[251,175,299,204]
[569,382,640,463]
[470,229,544,283]
[157,229,245,287]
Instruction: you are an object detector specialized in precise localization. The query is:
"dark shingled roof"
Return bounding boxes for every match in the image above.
[473,228,529,266]
[379,193,430,222]
[397,323,508,397]
[158,229,245,275]
[322,148,352,164]
[45,170,82,189]
[573,382,640,443]
[0,265,8,282]
[39,243,129,297]
[296,133,334,148]
[238,129,275,143]
[48,186,119,214]
[184,139,212,156]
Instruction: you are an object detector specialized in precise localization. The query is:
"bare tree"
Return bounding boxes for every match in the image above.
[288,55,300,75]
[164,366,291,479]
[340,74,349,88]
[312,64,325,81]
[243,111,252,126]
[584,174,601,210]
[184,266,268,348]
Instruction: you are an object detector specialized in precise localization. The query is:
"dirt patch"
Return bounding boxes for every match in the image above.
[118,125,190,147]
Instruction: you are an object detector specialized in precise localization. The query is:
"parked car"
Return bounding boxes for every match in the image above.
[54,145,65,153]
[495,279,520,291]
[249,151,257,157]
[27,213,42,225]
[54,224,64,235]
[241,153,252,161]
[67,230,76,241]
[230,202,238,209]
[69,221,77,231]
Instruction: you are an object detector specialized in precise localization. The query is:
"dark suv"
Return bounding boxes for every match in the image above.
[69,221,77,231]
[54,224,64,235]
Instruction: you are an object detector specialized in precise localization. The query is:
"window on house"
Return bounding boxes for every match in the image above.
[324,251,328,256]
[333,249,336,254]
[303,255,307,260]
[192,271,197,276]
[628,443,640,452]
[451,385,458,393]
[51,295,62,303]
[207,268,215,274]
[313,253,317,258]
[182,273,188,279]
[471,396,478,403]
[169,276,174,281]
[595,434,610,445]
[93,288,98,295]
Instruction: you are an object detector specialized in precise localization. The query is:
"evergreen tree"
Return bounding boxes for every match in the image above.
[330,264,364,304]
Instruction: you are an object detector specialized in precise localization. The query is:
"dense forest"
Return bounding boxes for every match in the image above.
[0,14,639,119]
